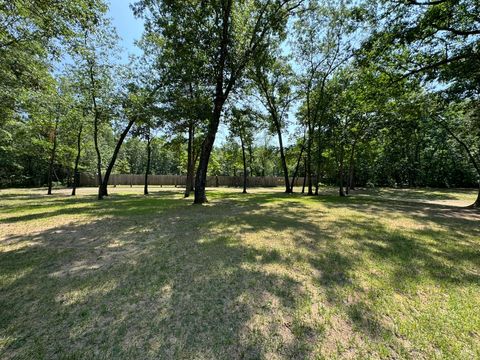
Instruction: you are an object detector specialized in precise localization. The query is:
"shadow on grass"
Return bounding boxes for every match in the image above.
[0,189,479,358]
[0,192,327,358]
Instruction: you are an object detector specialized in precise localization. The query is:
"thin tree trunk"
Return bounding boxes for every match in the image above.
[99,118,135,199]
[239,128,248,193]
[248,144,254,177]
[190,126,196,192]
[348,164,355,193]
[290,142,305,192]
[314,137,321,196]
[71,123,83,196]
[47,117,59,195]
[306,123,313,195]
[313,79,328,196]
[339,148,346,197]
[272,115,291,193]
[185,121,195,197]
[144,131,151,195]
[302,157,307,194]
[88,60,104,199]
[314,124,325,196]
[346,140,357,195]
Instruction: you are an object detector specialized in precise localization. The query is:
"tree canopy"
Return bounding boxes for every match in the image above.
[1,0,479,206]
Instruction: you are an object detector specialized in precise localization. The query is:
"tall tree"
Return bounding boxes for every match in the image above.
[229,108,258,194]
[135,0,302,203]
[253,57,296,193]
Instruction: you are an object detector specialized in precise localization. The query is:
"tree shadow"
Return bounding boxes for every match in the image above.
[0,193,330,359]
[1,189,479,358]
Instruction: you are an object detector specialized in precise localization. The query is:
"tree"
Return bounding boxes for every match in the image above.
[98,78,161,199]
[135,0,302,203]
[435,101,480,208]
[229,108,258,193]
[294,0,358,195]
[252,57,295,193]
[0,0,108,126]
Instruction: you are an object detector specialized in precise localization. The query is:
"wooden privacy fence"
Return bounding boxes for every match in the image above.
[79,173,307,188]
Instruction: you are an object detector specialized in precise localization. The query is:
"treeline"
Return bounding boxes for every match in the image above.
[0,0,479,206]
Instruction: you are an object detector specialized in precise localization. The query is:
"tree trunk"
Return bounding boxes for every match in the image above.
[306,126,314,195]
[290,142,305,192]
[305,87,314,196]
[346,140,357,195]
[339,148,346,197]
[87,59,105,200]
[94,115,103,198]
[314,125,325,196]
[473,185,480,208]
[71,123,83,196]
[248,144,254,177]
[144,132,152,195]
[314,139,322,196]
[239,129,248,194]
[194,99,224,204]
[347,165,355,193]
[99,118,135,199]
[302,157,307,194]
[194,0,232,204]
[185,121,195,197]
[47,117,59,195]
[272,115,291,193]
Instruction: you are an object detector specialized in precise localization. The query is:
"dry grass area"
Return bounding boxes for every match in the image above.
[0,186,479,359]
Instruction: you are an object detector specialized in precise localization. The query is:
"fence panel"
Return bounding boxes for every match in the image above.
[79,173,308,188]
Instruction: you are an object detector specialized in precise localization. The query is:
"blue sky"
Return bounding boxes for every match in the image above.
[107,1,143,62]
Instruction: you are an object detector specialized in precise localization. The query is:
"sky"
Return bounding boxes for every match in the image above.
[107,1,143,63]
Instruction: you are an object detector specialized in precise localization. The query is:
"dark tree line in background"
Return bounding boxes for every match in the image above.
[0,0,479,207]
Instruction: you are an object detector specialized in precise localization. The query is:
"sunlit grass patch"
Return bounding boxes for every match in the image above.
[0,186,479,359]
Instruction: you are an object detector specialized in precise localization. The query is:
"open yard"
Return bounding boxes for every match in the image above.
[0,187,479,359]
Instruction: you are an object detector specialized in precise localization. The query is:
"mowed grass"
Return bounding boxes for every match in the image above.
[0,186,479,359]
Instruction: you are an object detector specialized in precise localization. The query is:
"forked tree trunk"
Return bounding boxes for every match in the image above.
[99,118,135,199]
[47,117,59,195]
[144,132,152,195]
[71,123,83,196]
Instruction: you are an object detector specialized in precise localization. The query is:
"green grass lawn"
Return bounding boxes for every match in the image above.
[0,186,479,359]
